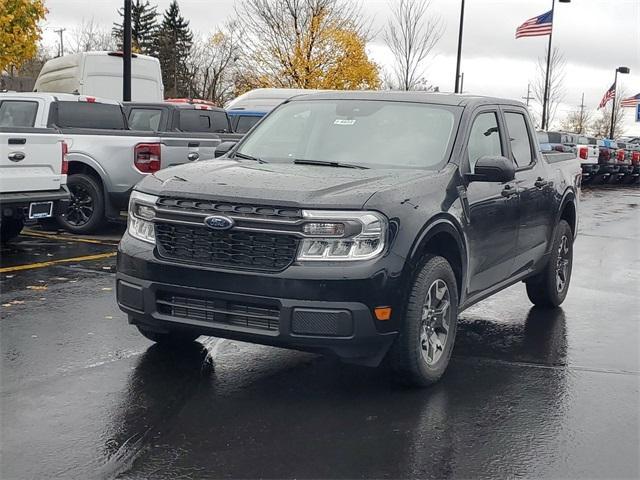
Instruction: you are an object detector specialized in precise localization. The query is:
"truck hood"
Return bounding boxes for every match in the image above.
[138,159,435,209]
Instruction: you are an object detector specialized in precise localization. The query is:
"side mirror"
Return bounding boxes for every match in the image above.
[468,155,515,183]
[214,141,237,158]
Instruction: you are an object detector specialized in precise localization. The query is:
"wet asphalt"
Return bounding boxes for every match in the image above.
[1,186,639,480]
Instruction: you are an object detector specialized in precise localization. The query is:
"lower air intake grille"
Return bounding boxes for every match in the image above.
[157,293,280,332]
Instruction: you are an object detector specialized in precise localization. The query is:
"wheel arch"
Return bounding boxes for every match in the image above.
[557,188,578,238]
[405,215,468,301]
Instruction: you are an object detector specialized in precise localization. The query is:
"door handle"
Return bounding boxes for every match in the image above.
[187,152,200,161]
[501,184,519,197]
[534,177,549,188]
[8,152,26,162]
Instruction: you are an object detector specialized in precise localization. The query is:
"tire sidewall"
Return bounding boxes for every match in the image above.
[549,220,573,305]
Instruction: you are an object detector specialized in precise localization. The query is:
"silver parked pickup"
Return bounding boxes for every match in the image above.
[0,92,222,233]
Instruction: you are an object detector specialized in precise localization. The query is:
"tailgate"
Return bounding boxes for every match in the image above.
[0,128,64,194]
[160,133,221,168]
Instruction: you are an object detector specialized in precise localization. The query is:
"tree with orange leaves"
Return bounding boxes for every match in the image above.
[0,0,47,72]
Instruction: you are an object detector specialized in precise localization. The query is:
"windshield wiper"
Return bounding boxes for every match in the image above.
[293,159,369,170]
[234,152,267,164]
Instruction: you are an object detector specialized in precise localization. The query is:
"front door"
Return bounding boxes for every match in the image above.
[463,110,520,298]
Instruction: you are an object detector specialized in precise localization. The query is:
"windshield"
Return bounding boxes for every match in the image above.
[236,99,459,170]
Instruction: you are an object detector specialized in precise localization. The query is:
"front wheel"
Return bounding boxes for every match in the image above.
[388,255,459,387]
[525,220,573,307]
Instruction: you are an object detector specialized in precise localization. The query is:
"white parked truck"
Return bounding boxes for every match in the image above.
[33,51,164,102]
[0,99,69,242]
[0,92,221,234]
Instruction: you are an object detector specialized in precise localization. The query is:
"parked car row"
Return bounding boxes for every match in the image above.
[537,131,640,185]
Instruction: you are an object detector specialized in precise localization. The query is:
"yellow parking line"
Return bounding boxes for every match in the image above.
[0,252,117,273]
[21,229,119,246]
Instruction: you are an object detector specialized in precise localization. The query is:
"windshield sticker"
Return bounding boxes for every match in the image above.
[334,119,356,126]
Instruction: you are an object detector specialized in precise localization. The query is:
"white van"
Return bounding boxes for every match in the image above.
[225,88,320,111]
[34,51,164,102]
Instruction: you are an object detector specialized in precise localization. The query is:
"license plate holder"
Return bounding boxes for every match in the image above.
[29,201,53,219]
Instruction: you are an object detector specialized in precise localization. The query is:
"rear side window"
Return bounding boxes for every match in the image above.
[0,101,38,127]
[128,108,162,131]
[179,110,229,133]
[54,102,125,129]
[468,112,502,172]
[504,112,534,167]
[235,115,261,133]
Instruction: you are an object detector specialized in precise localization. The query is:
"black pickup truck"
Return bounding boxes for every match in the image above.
[116,92,581,387]
[123,101,244,143]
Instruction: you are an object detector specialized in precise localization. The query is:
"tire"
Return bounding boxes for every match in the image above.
[525,220,573,308]
[388,255,459,387]
[137,325,200,346]
[0,217,24,243]
[58,173,106,234]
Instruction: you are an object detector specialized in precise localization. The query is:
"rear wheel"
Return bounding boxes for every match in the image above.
[58,173,106,234]
[388,256,459,387]
[525,220,573,307]
[0,217,24,243]
[137,325,200,346]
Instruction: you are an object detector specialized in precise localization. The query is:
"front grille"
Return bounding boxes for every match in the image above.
[156,197,302,221]
[157,293,280,331]
[155,223,299,272]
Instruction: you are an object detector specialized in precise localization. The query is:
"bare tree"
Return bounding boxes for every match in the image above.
[235,0,377,89]
[68,18,117,53]
[560,95,592,134]
[186,22,242,105]
[533,47,566,129]
[383,0,442,91]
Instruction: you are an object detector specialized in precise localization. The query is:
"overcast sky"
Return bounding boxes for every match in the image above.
[41,0,639,134]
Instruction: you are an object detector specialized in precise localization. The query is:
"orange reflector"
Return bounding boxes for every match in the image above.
[374,307,392,321]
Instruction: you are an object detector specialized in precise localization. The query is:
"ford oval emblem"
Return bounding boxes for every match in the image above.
[204,215,235,230]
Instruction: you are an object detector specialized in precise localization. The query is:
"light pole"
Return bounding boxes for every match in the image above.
[609,66,630,139]
[541,0,570,131]
[123,0,132,101]
[454,0,465,93]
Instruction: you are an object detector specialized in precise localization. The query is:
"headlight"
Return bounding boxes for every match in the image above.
[297,210,387,261]
[128,191,158,244]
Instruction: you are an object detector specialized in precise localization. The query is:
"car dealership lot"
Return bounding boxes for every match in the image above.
[1,186,638,480]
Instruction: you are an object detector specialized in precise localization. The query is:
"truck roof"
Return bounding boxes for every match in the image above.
[123,102,226,113]
[285,90,528,109]
[1,91,120,105]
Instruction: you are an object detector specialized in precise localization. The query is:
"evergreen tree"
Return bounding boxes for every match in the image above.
[112,0,159,55]
[156,0,193,97]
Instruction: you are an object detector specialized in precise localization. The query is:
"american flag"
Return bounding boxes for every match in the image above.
[598,83,616,109]
[515,10,553,38]
[621,93,640,108]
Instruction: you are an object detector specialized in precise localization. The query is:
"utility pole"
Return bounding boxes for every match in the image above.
[459,72,464,93]
[123,0,132,101]
[454,0,465,93]
[522,83,534,106]
[54,28,66,57]
[578,92,585,133]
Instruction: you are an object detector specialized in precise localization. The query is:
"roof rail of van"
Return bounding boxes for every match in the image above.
[107,52,138,58]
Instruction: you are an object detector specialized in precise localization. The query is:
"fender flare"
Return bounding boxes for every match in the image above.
[406,214,469,298]
[555,187,578,238]
[66,152,111,192]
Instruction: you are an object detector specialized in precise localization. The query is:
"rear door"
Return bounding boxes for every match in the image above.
[463,109,520,297]
[503,108,555,273]
[0,99,64,193]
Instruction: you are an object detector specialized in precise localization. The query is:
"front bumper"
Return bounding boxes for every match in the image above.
[116,234,405,366]
[0,187,70,218]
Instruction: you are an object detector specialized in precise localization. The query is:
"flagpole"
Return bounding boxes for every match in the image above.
[541,0,556,131]
[609,69,618,139]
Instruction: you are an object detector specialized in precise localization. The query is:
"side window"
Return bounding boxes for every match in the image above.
[236,115,260,133]
[0,101,38,127]
[504,112,534,167]
[128,108,162,131]
[210,111,230,133]
[179,110,212,132]
[467,112,502,172]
